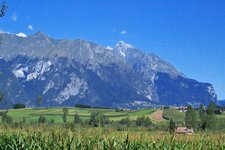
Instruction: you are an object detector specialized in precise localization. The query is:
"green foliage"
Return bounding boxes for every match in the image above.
[115,108,123,112]
[185,105,198,129]
[62,114,67,123]
[97,114,110,126]
[49,119,55,124]
[63,107,69,115]
[1,111,13,124]
[89,111,99,127]
[199,105,206,121]
[205,102,216,128]
[75,104,91,108]
[199,105,207,130]
[89,111,109,127]
[73,113,81,124]
[62,107,69,123]
[38,116,47,124]
[136,116,152,127]
[119,117,131,127]
[169,119,176,133]
[13,103,26,109]
[207,102,216,115]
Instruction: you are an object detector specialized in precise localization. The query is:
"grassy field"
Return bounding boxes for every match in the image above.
[162,109,186,123]
[1,107,156,123]
[2,107,224,125]
[0,108,224,149]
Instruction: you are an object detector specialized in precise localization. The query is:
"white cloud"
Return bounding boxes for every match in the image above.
[16,32,27,38]
[106,46,113,50]
[28,25,33,30]
[120,30,127,35]
[11,13,18,21]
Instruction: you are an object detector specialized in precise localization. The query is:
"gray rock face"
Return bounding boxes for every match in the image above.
[0,32,217,108]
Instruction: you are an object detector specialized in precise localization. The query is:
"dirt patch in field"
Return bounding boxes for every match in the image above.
[150,110,166,122]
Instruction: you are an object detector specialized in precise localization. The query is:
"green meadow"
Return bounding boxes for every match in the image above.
[1,107,156,123]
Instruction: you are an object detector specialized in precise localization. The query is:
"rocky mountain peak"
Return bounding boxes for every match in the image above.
[29,31,51,41]
[114,41,135,57]
[31,31,48,37]
[115,41,134,49]
[0,31,217,108]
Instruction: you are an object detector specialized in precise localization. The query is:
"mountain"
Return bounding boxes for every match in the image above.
[0,32,217,109]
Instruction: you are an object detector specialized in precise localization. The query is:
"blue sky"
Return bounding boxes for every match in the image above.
[0,0,225,99]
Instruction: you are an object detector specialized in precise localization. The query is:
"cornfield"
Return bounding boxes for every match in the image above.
[0,126,224,149]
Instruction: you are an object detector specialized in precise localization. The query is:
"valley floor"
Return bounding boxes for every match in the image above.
[0,107,224,149]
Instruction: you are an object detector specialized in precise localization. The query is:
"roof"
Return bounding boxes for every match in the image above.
[176,127,194,134]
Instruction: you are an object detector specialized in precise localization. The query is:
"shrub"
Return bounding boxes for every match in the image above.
[49,119,55,124]
[115,108,123,112]
[74,113,81,124]
[169,119,176,133]
[38,116,47,124]
[75,104,91,108]
[89,111,100,127]
[89,111,109,127]
[120,117,131,127]
[136,116,152,127]
[14,103,26,109]
[97,114,110,126]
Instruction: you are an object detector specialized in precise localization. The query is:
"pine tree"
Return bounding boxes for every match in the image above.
[62,107,69,123]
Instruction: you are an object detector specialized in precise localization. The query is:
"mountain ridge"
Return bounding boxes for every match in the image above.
[0,32,217,108]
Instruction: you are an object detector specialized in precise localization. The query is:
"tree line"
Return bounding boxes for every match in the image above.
[169,101,222,132]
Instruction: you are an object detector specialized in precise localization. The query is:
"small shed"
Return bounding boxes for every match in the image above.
[176,127,194,134]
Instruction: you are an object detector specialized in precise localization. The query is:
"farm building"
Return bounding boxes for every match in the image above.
[176,127,194,134]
